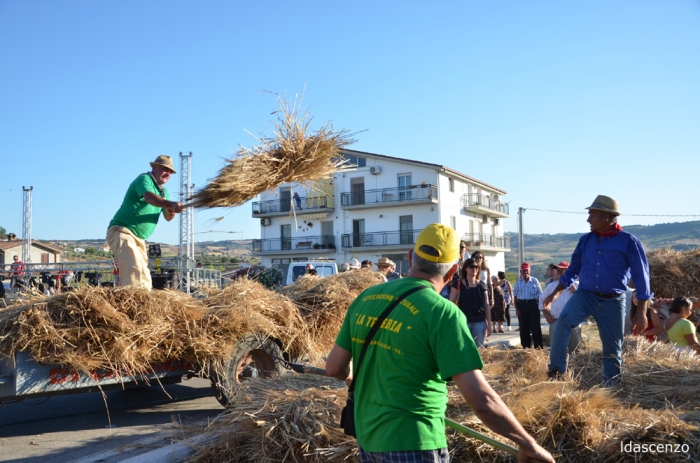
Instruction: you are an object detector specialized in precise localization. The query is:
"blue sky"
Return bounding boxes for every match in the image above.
[1,1,699,246]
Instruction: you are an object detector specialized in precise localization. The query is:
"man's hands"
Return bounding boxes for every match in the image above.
[542,310,555,324]
[541,294,555,312]
[168,201,184,213]
[633,299,649,335]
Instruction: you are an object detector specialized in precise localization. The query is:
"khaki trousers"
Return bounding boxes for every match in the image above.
[106,226,152,290]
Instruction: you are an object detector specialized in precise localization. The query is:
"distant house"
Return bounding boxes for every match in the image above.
[99,245,111,252]
[0,237,66,265]
[74,247,86,254]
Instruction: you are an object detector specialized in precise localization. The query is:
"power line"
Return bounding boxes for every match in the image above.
[523,208,700,218]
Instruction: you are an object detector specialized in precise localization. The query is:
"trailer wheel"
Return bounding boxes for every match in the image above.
[210,335,284,407]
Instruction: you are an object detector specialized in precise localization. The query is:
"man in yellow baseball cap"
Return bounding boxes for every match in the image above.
[326,223,553,463]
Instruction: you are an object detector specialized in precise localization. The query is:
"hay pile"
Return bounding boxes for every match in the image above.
[0,271,382,378]
[188,93,355,209]
[186,375,355,463]
[186,327,700,463]
[279,271,388,354]
[647,248,700,298]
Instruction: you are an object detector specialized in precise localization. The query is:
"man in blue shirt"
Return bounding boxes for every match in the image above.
[513,262,544,348]
[542,195,650,384]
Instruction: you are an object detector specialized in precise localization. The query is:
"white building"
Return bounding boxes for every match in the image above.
[252,149,510,281]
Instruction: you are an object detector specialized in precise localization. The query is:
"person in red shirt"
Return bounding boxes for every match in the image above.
[10,255,25,293]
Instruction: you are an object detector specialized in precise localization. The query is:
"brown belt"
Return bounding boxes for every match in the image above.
[593,292,620,299]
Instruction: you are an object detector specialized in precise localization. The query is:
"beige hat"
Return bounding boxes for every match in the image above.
[349,258,361,269]
[150,155,177,173]
[377,257,395,267]
[585,195,619,216]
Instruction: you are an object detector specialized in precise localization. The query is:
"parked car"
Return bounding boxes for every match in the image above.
[285,261,338,286]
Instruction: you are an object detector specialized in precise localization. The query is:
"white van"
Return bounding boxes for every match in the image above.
[285,262,338,286]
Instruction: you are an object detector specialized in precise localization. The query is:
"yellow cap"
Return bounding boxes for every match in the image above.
[414,223,460,263]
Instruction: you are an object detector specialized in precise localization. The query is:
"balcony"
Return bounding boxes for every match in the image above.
[461,194,509,218]
[252,195,334,218]
[340,229,424,250]
[462,233,511,252]
[341,185,437,210]
[252,235,336,255]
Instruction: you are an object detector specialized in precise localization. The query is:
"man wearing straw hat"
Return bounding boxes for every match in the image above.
[326,223,553,463]
[543,195,651,385]
[107,155,184,290]
[377,257,401,281]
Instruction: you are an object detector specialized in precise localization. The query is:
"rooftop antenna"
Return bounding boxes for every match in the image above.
[22,186,33,265]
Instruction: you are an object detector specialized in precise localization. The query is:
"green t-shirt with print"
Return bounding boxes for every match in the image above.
[335,277,484,452]
[109,173,169,240]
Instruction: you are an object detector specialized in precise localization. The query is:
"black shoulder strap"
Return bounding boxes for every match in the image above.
[348,284,429,394]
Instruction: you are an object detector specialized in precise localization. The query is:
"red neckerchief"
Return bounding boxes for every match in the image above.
[595,223,623,237]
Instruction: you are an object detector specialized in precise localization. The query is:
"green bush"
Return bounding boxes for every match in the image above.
[254,266,283,288]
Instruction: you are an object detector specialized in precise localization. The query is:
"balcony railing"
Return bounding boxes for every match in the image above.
[341,229,424,248]
[341,185,437,208]
[252,195,333,215]
[252,235,336,253]
[462,233,510,249]
[461,194,509,216]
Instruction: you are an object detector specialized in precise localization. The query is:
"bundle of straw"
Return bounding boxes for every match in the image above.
[201,278,312,361]
[0,282,311,378]
[185,375,356,463]
[647,248,700,298]
[188,93,355,209]
[279,271,386,355]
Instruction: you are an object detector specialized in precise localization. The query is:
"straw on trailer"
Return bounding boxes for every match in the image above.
[279,271,386,355]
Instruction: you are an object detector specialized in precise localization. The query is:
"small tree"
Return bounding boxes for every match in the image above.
[0,226,6,240]
[254,266,283,288]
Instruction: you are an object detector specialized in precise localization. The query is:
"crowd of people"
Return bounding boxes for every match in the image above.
[323,195,700,462]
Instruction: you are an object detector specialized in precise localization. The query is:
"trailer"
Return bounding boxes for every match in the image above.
[0,335,287,407]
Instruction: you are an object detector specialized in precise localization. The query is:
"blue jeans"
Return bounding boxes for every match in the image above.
[548,288,626,383]
[468,321,487,348]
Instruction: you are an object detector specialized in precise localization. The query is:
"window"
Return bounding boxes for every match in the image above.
[449,178,454,192]
[398,173,412,201]
[399,215,414,245]
[350,178,365,205]
[450,216,456,230]
[281,224,291,250]
[352,219,366,247]
[339,154,366,168]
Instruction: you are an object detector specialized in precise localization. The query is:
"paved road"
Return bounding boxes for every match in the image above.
[0,377,222,462]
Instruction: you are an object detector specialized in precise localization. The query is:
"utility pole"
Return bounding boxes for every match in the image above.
[178,152,194,294]
[22,186,33,265]
[518,207,524,264]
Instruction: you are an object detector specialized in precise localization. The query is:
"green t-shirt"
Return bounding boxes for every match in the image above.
[109,173,169,240]
[335,277,483,452]
[667,318,695,347]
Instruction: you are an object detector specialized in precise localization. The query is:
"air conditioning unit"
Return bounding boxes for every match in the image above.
[370,166,382,175]
[493,218,500,226]
[482,215,489,223]
[261,218,271,226]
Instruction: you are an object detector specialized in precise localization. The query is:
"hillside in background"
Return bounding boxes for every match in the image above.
[49,238,255,264]
[505,220,700,278]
